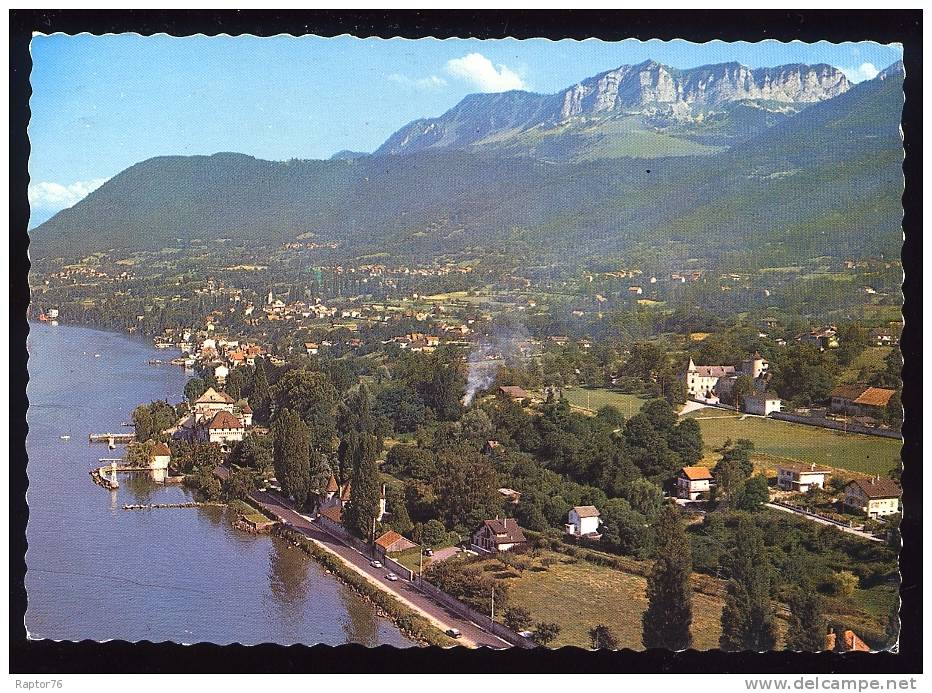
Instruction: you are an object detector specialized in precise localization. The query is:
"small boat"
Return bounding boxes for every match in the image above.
[59,435,70,440]
[94,353,101,358]
[121,421,132,427]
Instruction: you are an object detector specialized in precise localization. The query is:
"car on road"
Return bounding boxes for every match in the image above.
[424,549,433,557]
[518,630,535,639]
[369,560,383,569]
[384,572,398,582]
[445,628,462,639]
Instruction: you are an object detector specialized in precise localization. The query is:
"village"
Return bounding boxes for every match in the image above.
[89,288,901,652]
[27,221,905,653]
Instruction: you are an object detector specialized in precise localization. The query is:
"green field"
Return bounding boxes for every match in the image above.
[687,410,901,476]
[561,387,649,417]
[478,549,727,650]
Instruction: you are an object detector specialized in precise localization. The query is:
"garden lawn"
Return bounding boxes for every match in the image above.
[686,410,900,476]
[561,387,649,417]
[485,550,725,650]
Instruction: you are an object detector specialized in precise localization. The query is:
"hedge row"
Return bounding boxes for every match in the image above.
[273,525,458,648]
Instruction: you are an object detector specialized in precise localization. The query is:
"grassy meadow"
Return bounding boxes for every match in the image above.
[560,387,649,417]
[686,410,900,476]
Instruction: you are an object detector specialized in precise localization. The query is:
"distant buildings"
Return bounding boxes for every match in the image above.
[743,394,782,416]
[173,387,253,448]
[149,441,171,471]
[374,530,418,556]
[869,326,900,346]
[798,326,839,350]
[498,385,531,401]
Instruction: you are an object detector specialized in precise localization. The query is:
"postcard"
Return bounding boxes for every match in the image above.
[24,32,904,655]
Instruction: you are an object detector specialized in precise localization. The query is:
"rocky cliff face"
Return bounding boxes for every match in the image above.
[559,61,849,118]
[375,60,851,156]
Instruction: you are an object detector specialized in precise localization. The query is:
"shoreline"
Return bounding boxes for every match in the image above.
[272,525,456,648]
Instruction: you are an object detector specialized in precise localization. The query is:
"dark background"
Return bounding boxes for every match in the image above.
[10,9,922,674]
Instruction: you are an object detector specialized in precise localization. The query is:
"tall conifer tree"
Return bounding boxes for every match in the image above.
[272,407,311,507]
[720,517,778,651]
[785,587,826,651]
[642,505,693,650]
[344,433,381,539]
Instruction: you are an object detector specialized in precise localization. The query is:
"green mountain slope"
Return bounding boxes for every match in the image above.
[28,68,903,267]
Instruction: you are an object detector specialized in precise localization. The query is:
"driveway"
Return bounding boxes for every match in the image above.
[765,502,883,542]
[429,546,462,563]
[248,489,511,648]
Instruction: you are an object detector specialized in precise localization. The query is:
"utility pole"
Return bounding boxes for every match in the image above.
[491,585,495,622]
[419,548,423,575]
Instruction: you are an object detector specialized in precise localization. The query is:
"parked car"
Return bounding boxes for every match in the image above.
[518,630,534,639]
[369,560,383,569]
[424,549,434,557]
[385,572,398,582]
[445,628,462,639]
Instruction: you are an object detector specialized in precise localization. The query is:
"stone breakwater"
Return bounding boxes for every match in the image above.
[122,502,226,510]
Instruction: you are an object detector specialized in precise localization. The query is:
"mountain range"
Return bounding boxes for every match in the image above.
[376,61,852,159]
[29,60,904,267]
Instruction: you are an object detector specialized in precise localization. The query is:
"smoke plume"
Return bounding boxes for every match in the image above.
[462,319,532,406]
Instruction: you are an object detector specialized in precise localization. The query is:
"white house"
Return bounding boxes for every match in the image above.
[149,441,171,470]
[566,506,601,538]
[744,394,782,416]
[677,466,713,500]
[207,410,245,446]
[843,478,902,518]
[776,463,831,493]
[214,364,229,384]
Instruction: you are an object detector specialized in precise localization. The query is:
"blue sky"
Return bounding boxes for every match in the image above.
[28,34,902,225]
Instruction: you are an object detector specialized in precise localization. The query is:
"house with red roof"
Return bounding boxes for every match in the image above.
[207,410,245,446]
[677,466,713,500]
[843,477,902,518]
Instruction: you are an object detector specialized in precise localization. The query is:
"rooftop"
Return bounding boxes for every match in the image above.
[208,410,244,430]
[846,477,902,499]
[681,466,713,481]
[480,518,526,545]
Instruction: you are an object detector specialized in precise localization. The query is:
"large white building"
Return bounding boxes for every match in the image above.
[684,352,770,403]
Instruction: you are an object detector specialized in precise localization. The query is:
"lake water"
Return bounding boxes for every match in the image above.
[24,321,411,646]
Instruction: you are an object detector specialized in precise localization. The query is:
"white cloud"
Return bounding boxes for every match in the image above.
[387,73,447,90]
[28,178,108,210]
[445,53,527,92]
[842,62,880,83]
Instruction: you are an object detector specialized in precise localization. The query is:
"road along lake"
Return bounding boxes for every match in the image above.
[25,320,411,646]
